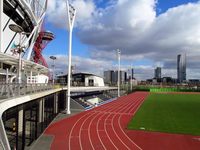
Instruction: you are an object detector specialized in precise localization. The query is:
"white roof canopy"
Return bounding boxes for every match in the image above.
[0,52,49,74]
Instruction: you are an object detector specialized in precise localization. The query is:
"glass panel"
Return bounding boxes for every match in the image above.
[25,0,47,19]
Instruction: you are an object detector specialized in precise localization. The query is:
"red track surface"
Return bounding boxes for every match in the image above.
[44,92,200,150]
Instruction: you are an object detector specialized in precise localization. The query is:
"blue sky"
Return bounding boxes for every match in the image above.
[44,0,199,57]
[44,0,200,79]
[156,0,198,13]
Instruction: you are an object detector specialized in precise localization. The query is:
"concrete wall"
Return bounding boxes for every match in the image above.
[85,76,105,87]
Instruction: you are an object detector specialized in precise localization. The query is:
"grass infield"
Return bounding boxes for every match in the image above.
[128,93,200,135]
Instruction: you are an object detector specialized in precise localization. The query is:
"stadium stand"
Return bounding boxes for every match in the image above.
[71,90,119,109]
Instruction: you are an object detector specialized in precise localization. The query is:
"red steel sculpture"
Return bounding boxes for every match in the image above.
[32,30,54,67]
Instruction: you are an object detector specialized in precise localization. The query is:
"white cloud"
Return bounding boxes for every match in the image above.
[45,54,113,77]
[46,0,96,28]
[72,0,96,27]
[46,0,200,80]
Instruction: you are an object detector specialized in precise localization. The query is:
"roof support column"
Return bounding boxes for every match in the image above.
[0,0,3,52]
[0,118,11,150]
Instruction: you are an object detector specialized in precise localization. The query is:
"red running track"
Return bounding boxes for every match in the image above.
[44,92,200,150]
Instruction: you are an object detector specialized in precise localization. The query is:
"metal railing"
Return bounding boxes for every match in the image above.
[0,83,60,100]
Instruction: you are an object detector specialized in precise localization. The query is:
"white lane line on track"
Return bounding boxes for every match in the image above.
[67,92,147,150]
[127,98,141,114]
[95,101,125,112]
[98,98,132,149]
[128,95,147,114]
[104,113,119,150]
[95,98,128,150]
[95,96,130,112]
[118,97,144,150]
[101,97,134,149]
[111,114,130,150]
[68,113,90,150]
[88,113,102,150]
[108,94,143,150]
[109,94,142,149]
[79,112,96,150]
[97,113,107,150]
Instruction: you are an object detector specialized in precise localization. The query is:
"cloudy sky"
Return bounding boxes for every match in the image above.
[44,0,200,80]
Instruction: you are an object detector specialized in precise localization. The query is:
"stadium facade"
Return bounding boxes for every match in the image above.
[0,0,52,84]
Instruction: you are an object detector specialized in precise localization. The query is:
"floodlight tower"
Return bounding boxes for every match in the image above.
[130,65,133,92]
[50,56,56,84]
[117,49,121,97]
[66,0,76,114]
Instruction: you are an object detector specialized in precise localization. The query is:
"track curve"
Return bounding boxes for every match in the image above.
[45,92,148,150]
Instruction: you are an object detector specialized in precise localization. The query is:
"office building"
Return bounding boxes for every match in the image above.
[104,70,114,84]
[154,67,161,79]
[177,54,186,83]
[104,70,127,85]
[131,68,134,79]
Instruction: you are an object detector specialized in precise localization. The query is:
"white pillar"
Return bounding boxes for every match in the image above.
[53,59,55,84]
[117,49,121,97]
[6,68,9,83]
[66,29,72,114]
[18,33,22,84]
[130,66,133,92]
[66,0,76,114]
[39,98,44,123]
[18,109,23,133]
[54,93,58,114]
[0,0,3,52]
[55,93,58,114]
[18,53,22,84]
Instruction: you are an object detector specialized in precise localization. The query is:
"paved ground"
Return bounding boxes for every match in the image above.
[33,92,200,150]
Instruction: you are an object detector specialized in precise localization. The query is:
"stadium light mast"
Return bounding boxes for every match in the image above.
[117,49,121,97]
[66,0,76,114]
[130,64,133,92]
[50,56,56,84]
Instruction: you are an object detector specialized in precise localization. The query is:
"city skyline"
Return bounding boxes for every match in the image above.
[44,0,200,80]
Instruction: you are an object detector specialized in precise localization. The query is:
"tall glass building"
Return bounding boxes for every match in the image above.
[154,67,161,79]
[177,54,186,83]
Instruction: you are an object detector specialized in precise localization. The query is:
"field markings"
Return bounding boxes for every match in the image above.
[117,94,147,150]
[68,112,91,150]
[79,112,96,150]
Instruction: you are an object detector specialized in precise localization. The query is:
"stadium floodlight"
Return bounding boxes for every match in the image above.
[66,0,76,114]
[9,24,24,84]
[117,49,121,97]
[50,56,57,84]
[130,65,133,92]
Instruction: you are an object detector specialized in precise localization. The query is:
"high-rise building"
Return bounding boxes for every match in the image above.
[104,70,114,84]
[177,54,186,83]
[131,68,134,79]
[113,70,127,84]
[128,68,134,80]
[154,67,161,79]
[104,70,127,85]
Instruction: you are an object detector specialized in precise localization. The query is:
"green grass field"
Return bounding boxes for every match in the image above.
[128,93,200,135]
